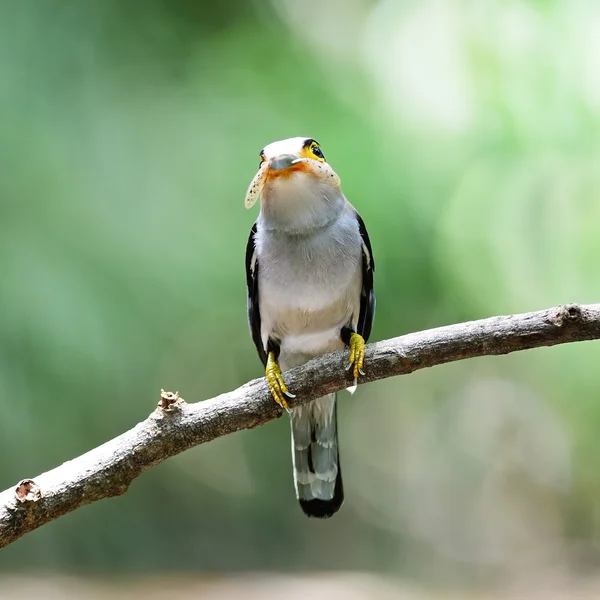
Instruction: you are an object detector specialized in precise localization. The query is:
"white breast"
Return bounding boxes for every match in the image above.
[256,207,363,367]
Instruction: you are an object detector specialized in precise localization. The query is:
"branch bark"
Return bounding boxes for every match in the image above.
[1,303,599,549]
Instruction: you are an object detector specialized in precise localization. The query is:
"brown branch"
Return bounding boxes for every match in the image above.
[1,303,599,549]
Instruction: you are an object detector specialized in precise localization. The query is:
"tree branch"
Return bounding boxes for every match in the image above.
[2,303,599,549]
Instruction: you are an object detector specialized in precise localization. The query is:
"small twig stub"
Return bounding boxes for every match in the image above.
[159,389,181,409]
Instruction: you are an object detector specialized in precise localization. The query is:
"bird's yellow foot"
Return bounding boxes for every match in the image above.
[347,333,366,379]
[266,352,295,412]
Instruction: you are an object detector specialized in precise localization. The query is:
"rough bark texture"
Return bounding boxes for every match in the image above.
[1,303,599,549]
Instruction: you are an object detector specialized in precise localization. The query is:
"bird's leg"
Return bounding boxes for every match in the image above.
[348,333,366,378]
[341,327,366,379]
[266,351,295,412]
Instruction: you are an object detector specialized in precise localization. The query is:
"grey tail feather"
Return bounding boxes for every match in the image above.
[290,392,344,519]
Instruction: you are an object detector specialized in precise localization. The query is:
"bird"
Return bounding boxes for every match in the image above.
[244,137,375,518]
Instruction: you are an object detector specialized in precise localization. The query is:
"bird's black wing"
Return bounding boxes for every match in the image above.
[356,213,375,342]
[245,223,267,365]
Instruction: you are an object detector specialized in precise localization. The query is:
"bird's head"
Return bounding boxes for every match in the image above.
[244,137,344,232]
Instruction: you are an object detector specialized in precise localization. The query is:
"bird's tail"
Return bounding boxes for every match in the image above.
[289,393,344,518]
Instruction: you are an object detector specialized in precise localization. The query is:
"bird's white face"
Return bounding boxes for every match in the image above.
[244,137,341,210]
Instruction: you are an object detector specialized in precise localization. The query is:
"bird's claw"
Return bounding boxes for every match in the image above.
[348,333,366,379]
[266,352,294,413]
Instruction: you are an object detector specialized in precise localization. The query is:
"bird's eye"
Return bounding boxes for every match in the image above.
[310,143,324,160]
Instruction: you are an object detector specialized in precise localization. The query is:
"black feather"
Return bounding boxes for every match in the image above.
[245,223,267,365]
[356,212,376,341]
[298,461,344,519]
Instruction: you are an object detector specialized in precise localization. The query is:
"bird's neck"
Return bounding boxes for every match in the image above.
[258,180,346,234]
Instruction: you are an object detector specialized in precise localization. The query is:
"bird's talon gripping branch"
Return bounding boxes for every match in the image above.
[348,333,366,379]
[266,352,293,412]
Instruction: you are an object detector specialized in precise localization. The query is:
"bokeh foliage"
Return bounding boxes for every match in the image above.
[1,0,600,587]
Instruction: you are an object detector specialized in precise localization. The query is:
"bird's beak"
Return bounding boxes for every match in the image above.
[244,151,338,209]
[268,154,300,172]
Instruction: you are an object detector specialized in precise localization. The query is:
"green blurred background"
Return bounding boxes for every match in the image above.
[2,0,600,596]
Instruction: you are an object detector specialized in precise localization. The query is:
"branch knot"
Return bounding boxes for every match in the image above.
[14,479,41,503]
[551,304,583,327]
